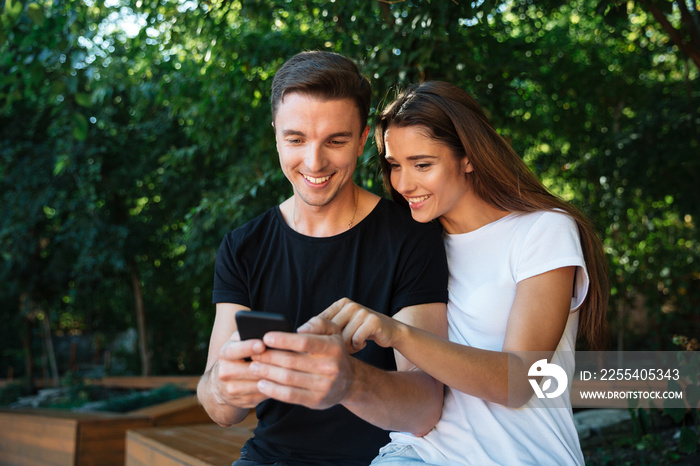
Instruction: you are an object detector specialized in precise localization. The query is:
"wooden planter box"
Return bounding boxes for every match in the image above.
[0,409,152,465]
[0,389,215,466]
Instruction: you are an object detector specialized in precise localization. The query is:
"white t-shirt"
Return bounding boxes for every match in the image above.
[390,210,589,465]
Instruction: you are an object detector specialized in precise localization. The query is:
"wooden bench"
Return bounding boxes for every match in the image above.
[126,411,257,466]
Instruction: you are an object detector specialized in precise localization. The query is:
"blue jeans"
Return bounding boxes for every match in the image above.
[370,443,429,465]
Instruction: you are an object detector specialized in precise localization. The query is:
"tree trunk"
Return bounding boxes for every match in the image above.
[20,315,35,393]
[130,262,151,376]
[41,310,60,387]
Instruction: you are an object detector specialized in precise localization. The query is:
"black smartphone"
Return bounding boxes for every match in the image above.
[235,310,294,341]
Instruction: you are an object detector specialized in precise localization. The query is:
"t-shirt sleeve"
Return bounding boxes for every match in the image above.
[391,224,449,314]
[212,232,250,306]
[515,211,589,311]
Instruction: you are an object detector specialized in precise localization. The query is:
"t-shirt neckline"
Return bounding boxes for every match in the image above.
[275,197,384,240]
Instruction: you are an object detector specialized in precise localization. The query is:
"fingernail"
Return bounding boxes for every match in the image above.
[297,323,310,332]
[250,362,259,374]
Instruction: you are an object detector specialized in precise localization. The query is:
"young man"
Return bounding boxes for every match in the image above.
[197,51,449,465]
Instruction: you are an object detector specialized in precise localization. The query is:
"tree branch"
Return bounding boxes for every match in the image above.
[676,0,700,47]
[639,0,700,70]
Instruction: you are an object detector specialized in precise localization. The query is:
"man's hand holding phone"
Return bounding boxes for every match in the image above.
[243,315,355,411]
[226,310,355,411]
[212,311,293,410]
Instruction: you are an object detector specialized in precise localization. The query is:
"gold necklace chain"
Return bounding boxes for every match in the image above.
[293,185,359,232]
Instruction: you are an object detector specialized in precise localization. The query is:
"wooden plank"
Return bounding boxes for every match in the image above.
[127,430,211,466]
[126,425,251,466]
[76,415,152,466]
[0,409,152,466]
[0,411,79,465]
[0,392,247,466]
[0,447,74,466]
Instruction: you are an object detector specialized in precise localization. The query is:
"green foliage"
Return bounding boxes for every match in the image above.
[0,0,698,380]
[0,372,191,411]
[0,381,30,406]
[74,383,192,413]
[662,343,700,454]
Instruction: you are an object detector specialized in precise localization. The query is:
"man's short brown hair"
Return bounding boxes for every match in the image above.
[271,51,371,130]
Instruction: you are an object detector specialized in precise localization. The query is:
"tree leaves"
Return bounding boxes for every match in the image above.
[26,3,44,27]
[1,0,698,378]
[71,113,88,140]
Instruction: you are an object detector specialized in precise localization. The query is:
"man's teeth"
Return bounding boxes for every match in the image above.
[407,195,430,204]
[304,175,332,184]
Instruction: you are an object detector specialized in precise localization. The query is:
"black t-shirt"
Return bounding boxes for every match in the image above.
[213,198,448,465]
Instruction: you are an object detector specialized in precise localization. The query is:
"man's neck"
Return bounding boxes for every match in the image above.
[280,187,379,237]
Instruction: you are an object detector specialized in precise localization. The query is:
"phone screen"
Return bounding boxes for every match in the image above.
[235,310,293,341]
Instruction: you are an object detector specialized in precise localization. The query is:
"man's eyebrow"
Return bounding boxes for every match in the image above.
[281,130,355,139]
[326,131,354,139]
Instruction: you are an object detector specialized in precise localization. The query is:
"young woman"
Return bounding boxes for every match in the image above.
[304,81,609,465]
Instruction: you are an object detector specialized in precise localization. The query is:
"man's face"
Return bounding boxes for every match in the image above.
[274,92,369,209]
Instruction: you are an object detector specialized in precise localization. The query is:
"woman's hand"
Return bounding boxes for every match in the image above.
[299,298,403,353]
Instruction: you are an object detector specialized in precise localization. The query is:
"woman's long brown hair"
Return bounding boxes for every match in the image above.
[376,81,609,350]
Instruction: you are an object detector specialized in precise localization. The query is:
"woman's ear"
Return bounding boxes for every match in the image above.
[463,159,474,174]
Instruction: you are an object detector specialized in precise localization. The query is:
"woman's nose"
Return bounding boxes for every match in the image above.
[392,170,415,194]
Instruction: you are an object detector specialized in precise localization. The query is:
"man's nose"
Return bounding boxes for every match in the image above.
[304,144,325,172]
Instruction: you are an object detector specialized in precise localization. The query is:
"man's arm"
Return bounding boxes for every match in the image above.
[197,302,269,427]
[250,301,447,436]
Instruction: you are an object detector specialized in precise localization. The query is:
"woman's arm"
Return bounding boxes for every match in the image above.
[317,266,576,407]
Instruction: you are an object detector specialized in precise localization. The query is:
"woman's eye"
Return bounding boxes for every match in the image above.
[416,163,432,169]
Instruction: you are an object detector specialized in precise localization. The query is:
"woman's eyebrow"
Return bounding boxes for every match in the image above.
[406,155,439,160]
[385,154,438,161]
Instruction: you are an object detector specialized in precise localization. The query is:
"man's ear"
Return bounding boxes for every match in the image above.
[358,125,370,158]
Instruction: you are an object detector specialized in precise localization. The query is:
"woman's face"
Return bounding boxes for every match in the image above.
[384,125,471,225]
